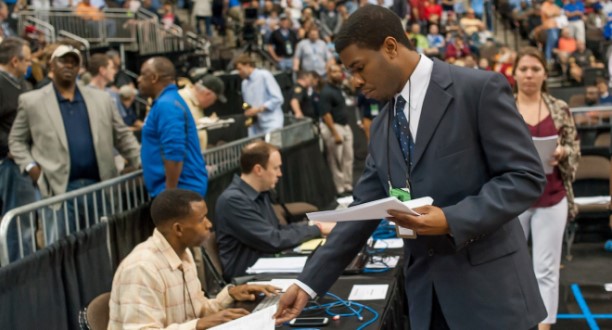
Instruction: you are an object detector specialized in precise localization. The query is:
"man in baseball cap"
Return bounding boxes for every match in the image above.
[192,72,227,104]
[50,44,82,65]
[178,71,227,151]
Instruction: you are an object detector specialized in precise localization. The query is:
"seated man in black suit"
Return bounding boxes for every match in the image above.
[215,140,334,281]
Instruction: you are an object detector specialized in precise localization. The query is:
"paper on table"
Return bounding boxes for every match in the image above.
[299,238,326,251]
[209,305,275,330]
[373,238,404,249]
[246,256,308,274]
[348,284,389,301]
[365,256,400,269]
[532,135,558,174]
[605,283,612,292]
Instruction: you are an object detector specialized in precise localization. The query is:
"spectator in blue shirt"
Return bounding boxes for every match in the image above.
[564,0,586,43]
[426,24,445,56]
[235,54,284,137]
[139,57,208,198]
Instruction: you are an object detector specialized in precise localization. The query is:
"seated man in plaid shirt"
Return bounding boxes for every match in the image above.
[109,189,278,329]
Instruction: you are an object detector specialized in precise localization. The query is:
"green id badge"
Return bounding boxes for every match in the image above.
[389,187,417,239]
[389,187,411,202]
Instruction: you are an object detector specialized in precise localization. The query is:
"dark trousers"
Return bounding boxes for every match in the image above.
[430,288,450,330]
[429,287,538,330]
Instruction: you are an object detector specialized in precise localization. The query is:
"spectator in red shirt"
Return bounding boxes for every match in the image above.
[423,0,442,25]
[445,37,471,63]
[409,0,426,24]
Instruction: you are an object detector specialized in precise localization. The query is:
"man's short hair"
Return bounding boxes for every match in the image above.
[240,140,279,174]
[87,53,111,76]
[106,49,120,60]
[0,37,27,65]
[150,189,204,227]
[149,56,176,81]
[334,5,413,55]
[234,54,255,68]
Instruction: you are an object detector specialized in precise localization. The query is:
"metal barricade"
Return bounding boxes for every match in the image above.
[571,105,612,127]
[102,8,138,44]
[0,171,148,266]
[205,118,314,178]
[22,17,56,44]
[17,8,138,46]
[0,118,315,266]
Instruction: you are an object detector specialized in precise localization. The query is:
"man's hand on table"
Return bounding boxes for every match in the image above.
[273,284,310,325]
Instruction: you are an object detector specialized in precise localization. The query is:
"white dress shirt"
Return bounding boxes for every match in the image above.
[394,54,434,143]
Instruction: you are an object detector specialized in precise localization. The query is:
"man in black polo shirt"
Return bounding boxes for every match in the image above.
[289,71,314,119]
[266,15,298,72]
[319,63,353,196]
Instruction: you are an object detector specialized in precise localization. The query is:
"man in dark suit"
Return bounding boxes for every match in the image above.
[275,6,547,330]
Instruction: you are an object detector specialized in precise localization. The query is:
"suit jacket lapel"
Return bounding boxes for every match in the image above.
[79,83,99,146]
[43,84,69,151]
[413,59,453,169]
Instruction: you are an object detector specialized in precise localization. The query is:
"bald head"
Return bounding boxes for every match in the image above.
[138,56,176,98]
[149,56,176,81]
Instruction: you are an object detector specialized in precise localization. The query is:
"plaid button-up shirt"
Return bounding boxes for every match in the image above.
[109,229,234,329]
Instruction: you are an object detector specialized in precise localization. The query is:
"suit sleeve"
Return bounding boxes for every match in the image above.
[8,96,34,172]
[297,153,388,296]
[109,96,141,168]
[443,73,546,249]
[221,195,321,253]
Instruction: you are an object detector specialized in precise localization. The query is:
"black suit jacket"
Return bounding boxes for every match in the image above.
[298,60,548,330]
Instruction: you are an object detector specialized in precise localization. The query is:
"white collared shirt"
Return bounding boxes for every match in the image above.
[394,55,434,143]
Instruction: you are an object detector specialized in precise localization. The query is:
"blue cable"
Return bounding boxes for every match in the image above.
[301,292,380,330]
[371,219,396,240]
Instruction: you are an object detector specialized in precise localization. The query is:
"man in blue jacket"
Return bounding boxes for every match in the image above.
[139,57,208,198]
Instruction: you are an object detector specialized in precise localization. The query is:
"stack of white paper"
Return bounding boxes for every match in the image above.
[306,196,434,238]
[348,284,389,301]
[246,256,308,274]
[532,135,558,174]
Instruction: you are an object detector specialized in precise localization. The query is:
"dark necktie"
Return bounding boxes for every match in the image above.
[392,96,413,164]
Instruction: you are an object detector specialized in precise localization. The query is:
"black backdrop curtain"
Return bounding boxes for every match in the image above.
[276,138,337,210]
[107,202,156,271]
[0,223,111,330]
